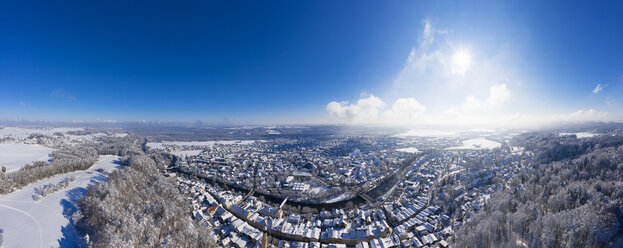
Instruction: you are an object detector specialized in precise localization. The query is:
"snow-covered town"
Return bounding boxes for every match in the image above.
[1,123,621,248]
[150,128,535,247]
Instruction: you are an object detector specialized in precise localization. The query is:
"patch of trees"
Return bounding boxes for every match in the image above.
[453,137,623,248]
[72,153,215,247]
[0,135,143,195]
[513,132,623,164]
[33,176,75,201]
[27,133,54,144]
[0,145,98,194]
[21,160,50,170]
[95,134,144,157]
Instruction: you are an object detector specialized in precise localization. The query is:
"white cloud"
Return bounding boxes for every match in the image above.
[421,20,434,48]
[552,109,611,122]
[325,20,622,127]
[326,95,385,122]
[449,49,471,76]
[390,18,523,112]
[326,94,622,127]
[407,48,417,63]
[50,88,77,101]
[384,98,427,123]
[327,96,428,125]
[592,83,606,94]
[419,19,448,49]
[487,84,511,105]
[460,84,511,112]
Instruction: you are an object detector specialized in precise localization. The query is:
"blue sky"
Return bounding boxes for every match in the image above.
[1,1,622,125]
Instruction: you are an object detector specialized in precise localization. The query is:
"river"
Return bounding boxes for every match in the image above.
[171,154,421,211]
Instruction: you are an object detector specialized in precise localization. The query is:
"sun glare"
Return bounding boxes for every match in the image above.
[451,49,472,76]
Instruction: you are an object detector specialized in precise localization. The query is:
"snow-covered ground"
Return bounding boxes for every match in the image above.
[446,138,502,150]
[0,155,121,248]
[113,133,128,138]
[309,186,329,195]
[0,127,128,143]
[0,143,54,172]
[396,147,420,153]
[146,140,257,149]
[266,129,281,135]
[324,192,354,203]
[65,132,107,142]
[559,132,597,138]
[171,150,203,157]
[0,127,83,140]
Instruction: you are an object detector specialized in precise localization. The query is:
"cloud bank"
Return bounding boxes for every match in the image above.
[326,20,621,127]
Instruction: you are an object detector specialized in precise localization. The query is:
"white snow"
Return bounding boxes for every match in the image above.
[396,147,420,153]
[113,133,128,138]
[146,140,257,150]
[446,138,502,150]
[395,129,457,137]
[0,143,54,172]
[0,127,83,140]
[65,132,107,141]
[0,155,121,248]
[171,150,203,157]
[324,192,354,203]
[309,186,329,195]
[559,132,597,138]
[511,146,525,154]
[266,130,281,135]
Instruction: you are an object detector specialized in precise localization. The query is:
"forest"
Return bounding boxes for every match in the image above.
[71,140,216,247]
[0,134,144,195]
[453,133,623,248]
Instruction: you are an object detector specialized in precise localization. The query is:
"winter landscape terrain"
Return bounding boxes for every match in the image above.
[2,1,623,247]
[0,155,120,247]
[0,123,622,248]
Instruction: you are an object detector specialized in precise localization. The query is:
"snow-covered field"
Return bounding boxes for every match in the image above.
[65,132,107,141]
[266,129,281,135]
[0,143,54,172]
[0,155,121,248]
[559,132,597,138]
[0,127,128,143]
[66,132,127,141]
[171,150,203,157]
[396,147,420,153]
[146,140,257,149]
[309,186,329,195]
[446,138,502,150]
[0,127,83,140]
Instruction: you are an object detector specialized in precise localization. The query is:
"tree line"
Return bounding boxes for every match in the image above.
[453,133,623,248]
[71,139,216,247]
[0,135,144,195]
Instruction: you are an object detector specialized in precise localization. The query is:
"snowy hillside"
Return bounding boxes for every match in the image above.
[0,155,121,247]
[0,143,53,172]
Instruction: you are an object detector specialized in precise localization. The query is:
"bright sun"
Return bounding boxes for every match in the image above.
[451,49,471,76]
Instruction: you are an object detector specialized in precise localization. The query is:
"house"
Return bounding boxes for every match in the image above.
[259,206,283,218]
[421,233,438,246]
[230,204,251,219]
[439,240,449,248]
[440,227,454,238]
[415,225,427,235]
[355,241,370,248]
